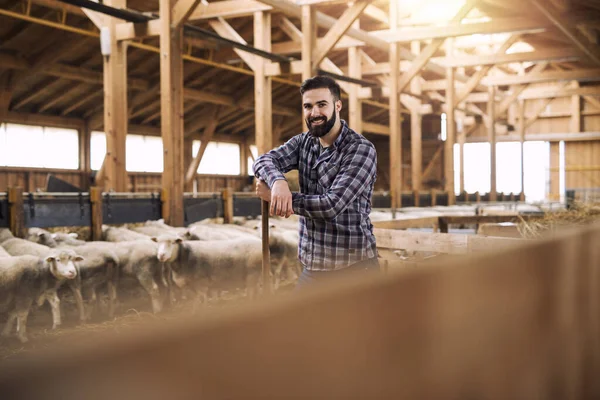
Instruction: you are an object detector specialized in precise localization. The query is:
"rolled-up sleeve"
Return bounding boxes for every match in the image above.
[253,136,301,188]
[292,143,376,220]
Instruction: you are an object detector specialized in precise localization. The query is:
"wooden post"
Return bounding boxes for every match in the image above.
[476,191,481,203]
[488,85,497,202]
[459,131,465,194]
[80,121,92,190]
[445,39,456,205]
[103,0,128,192]
[301,4,316,132]
[255,10,273,295]
[8,187,24,238]
[411,41,422,194]
[571,81,581,133]
[550,142,560,201]
[222,187,234,224]
[90,186,103,241]
[240,139,248,176]
[389,0,402,211]
[160,0,185,226]
[518,99,525,202]
[183,138,194,192]
[413,190,420,207]
[431,189,437,206]
[348,22,362,134]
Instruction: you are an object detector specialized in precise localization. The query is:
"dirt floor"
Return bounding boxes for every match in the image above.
[0,280,295,362]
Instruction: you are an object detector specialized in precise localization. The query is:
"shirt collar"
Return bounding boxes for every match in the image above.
[309,119,349,150]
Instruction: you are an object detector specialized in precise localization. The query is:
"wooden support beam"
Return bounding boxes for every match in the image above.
[410,41,422,193]
[524,81,572,130]
[348,27,362,133]
[188,0,271,21]
[571,81,581,133]
[103,0,128,193]
[184,107,222,187]
[488,85,497,202]
[90,187,103,241]
[495,62,545,110]
[312,0,371,68]
[466,131,600,143]
[455,35,519,106]
[160,0,185,226]
[254,10,273,156]
[301,4,316,131]
[444,47,581,68]
[549,142,560,201]
[389,0,402,210]
[172,0,203,28]
[532,0,600,66]
[459,132,465,194]
[484,67,600,86]
[376,16,552,43]
[8,187,24,239]
[208,18,257,72]
[222,187,234,224]
[445,39,456,205]
[394,0,476,95]
[518,100,525,201]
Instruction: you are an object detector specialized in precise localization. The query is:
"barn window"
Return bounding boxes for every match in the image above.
[91,132,164,172]
[192,141,241,175]
[1,123,78,169]
[496,142,522,194]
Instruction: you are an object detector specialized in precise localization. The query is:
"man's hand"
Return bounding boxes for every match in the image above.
[256,179,293,218]
[255,178,271,202]
[271,180,294,218]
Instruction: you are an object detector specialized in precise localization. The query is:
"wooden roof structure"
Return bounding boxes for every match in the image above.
[1,0,600,223]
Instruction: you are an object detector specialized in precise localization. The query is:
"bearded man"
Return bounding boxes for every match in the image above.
[253,75,379,289]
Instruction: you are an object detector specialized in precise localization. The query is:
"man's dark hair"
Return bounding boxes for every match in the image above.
[300,75,341,102]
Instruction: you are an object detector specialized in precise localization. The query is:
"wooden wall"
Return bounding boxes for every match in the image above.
[0,168,249,193]
[565,141,600,190]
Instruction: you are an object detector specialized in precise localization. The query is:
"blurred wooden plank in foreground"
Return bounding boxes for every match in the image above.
[0,223,599,400]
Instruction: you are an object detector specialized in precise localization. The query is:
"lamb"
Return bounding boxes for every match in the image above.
[0,249,81,342]
[2,238,115,325]
[152,234,263,305]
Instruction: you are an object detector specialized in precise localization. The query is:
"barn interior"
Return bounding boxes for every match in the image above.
[1,0,600,398]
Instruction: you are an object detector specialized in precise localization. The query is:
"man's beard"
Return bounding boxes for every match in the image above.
[306,111,336,138]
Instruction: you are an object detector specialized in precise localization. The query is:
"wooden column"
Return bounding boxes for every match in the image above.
[103,0,128,192]
[240,139,248,176]
[488,85,497,202]
[389,0,402,210]
[90,186,103,241]
[222,187,234,224]
[183,138,194,192]
[348,43,362,133]
[8,187,24,238]
[459,132,465,194]
[550,142,560,201]
[518,99,526,201]
[254,11,273,155]
[410,41,422,200]
[80,121,92,190]
[160,0,185,226]
[445,39,456,205]
[301,4,316,132]
[571,81,581,133]
[255,10,273,296]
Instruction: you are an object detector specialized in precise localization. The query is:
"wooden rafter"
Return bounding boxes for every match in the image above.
[532,0,600,66]
[185,106,223,186]
[395,0,477,96]
[172,0,204,28]
[485,67,600,86]
[208,18,257,72]
[312,0,371,68]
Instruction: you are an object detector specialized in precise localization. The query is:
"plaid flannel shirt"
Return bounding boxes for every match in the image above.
[253,120,378,271]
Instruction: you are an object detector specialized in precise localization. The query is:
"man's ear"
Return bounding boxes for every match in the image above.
[336,99,342,113]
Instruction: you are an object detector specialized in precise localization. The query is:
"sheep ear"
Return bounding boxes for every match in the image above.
[45,256,56,263]
[68,233,79,238]
[175,238,183,243]
[151,237,158,242]
[74,256,84,262]
[38,232,46,238]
